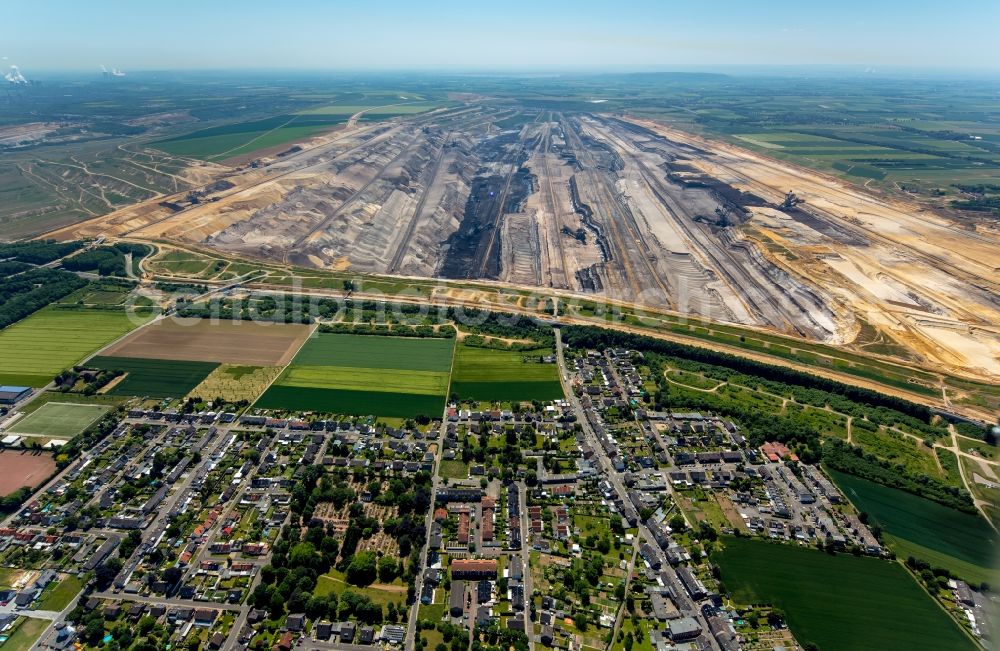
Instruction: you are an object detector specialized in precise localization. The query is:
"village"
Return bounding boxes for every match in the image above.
[0,333,980,651]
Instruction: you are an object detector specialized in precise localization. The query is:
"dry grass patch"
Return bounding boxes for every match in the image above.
[188,365,283,403]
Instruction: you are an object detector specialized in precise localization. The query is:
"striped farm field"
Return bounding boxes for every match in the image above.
[450,345,563,401]
[256,333,454,417]
[279,366,450,395]
[0,307,150,387]
[291,333,454,371]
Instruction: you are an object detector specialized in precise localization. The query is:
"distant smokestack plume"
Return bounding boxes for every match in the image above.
[4,65,27,84]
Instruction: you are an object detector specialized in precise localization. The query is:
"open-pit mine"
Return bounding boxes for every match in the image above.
[46,105,1000,382]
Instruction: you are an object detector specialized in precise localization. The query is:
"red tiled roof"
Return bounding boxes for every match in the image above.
[451,559,497,573]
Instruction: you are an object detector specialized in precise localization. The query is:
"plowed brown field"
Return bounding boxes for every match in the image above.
[101,318,313,366]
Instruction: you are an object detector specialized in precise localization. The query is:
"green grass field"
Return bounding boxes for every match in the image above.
[850,426,944,481]
[0,307,148,387]
[87,356,219,399]
[151,114,350,161]
[255,386,445,418]
[11,402,110,438]
[279,366,449,395]
[146,249,219,277]
[313,568,408,608]
[292,333,454,371]
[298,101,439,116]
[827,469,998,584]
[255,333,454,417]
[450,345,562,401]
[2,617,49,651]
[151,100,439,162]
[37,575,83,611]
[716,536,975,651]
[438,459,469,479]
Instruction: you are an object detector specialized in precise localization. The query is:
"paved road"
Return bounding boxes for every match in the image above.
[32,578,91,651]
[114,424,234,591]
[554,330,630,504]
[302,641,377,651]
[516,480,534,650]
[219,432,304,651]
[553,329,720,650]
[91,591,244,612]
[404,419,447,650]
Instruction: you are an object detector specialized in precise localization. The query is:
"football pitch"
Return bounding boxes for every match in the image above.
[11,402,111,438]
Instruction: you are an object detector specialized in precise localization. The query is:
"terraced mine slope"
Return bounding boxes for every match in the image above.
[45,106,1000,383]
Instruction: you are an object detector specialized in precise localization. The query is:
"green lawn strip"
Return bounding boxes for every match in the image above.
[450,344,562,401]
[451,346,558,381]
[88,356,219,399]
[0,373,51,388]
[10,403,110,438]
[450,380,564,402]
[827,469,997,579]
[716,536,975,651]
[885,535,998,588]
[2,617,50,651]
[417,600,447,647]
[0,568,22,589]
[313,570,408,608]
[255,386,444,418]
[279,365,449,396]
[438,460,469,480]
[37,575,83,611]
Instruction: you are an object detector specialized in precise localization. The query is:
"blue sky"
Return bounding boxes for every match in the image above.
[6,0,999,73]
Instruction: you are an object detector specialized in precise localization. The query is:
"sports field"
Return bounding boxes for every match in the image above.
[450,345,563,401]
[87,356,219,399]
[0,307,148,387]
[101,319,313,366]
[0,451,56,497]
[11,402,110,438]
[256,333,454,417]
[828,469,998,584]
[716,536,975,651]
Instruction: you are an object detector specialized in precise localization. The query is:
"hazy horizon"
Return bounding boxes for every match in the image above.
[6,0,1000,75]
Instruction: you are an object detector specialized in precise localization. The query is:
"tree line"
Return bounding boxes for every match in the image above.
[0,239,84,264]
[0,267,88,329]
[61,242,150,277]
[560,325,933,422]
